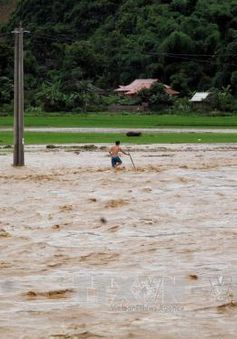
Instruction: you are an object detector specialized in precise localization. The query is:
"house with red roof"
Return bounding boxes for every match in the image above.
[115,79,179,96]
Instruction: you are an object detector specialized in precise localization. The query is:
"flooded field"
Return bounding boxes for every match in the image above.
[0,144,237,338]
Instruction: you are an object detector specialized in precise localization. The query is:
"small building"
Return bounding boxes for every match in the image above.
[164,84,180,96]
[190,92,211,102]
[190,92,213,111]
[115,79,179,96]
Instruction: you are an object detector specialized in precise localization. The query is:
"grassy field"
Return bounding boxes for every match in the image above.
[1,132,237,145]
[0,114,237,128]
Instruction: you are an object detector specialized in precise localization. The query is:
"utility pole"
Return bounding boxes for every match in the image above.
[12,23,28,166]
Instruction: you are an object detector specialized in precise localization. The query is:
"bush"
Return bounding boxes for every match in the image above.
[0,76,13,104]
[138,83,175,110]
[35,80,105,112]
[210,86,235,112]
[35,81,68,112]
[172,97,193,114]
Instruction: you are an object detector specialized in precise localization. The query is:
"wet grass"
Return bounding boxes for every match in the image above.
[1,131,237,144]
[1,114,237,128]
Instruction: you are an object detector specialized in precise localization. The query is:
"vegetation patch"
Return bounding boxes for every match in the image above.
[0,131,237,144]
[1,114,237,128]
[0,1,237,114]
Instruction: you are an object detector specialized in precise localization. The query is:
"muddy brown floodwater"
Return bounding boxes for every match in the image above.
[0,144,237,339]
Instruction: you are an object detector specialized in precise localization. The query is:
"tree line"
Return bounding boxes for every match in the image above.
[0,0,237,113]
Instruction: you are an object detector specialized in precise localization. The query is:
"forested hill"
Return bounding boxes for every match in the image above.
[1,0,237,109]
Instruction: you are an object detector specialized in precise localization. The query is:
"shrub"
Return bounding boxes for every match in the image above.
[138,83,175,110]
[210,86,235,112]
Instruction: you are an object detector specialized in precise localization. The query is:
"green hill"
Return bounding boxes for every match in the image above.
[1,0,237,111]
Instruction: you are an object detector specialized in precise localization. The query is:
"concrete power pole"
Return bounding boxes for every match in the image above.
[12,24,27,166]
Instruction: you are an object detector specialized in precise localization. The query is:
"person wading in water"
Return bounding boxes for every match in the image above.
[109,141,129,168]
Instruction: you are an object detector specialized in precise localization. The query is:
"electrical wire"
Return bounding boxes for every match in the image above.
[1,30,237,67]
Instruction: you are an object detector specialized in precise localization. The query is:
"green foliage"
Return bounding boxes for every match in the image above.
[0,39,13,105]
[0,0,237,112]
[0,76,12,103]
[231,71,237,93]
[103,94,140,106]
[35,81,69,112]
[138,82,174,109]
[35,80,104,112]
[172,97,192,114]
[161,31,195,55]
[210,86,236,112]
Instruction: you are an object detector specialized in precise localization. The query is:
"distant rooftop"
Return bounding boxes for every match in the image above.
[115,79,158,95]
[115,79,179,96]
[190,92,211,102]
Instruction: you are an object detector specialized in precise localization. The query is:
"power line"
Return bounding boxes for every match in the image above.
[2,29,237,68]
[2,30,237,58]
